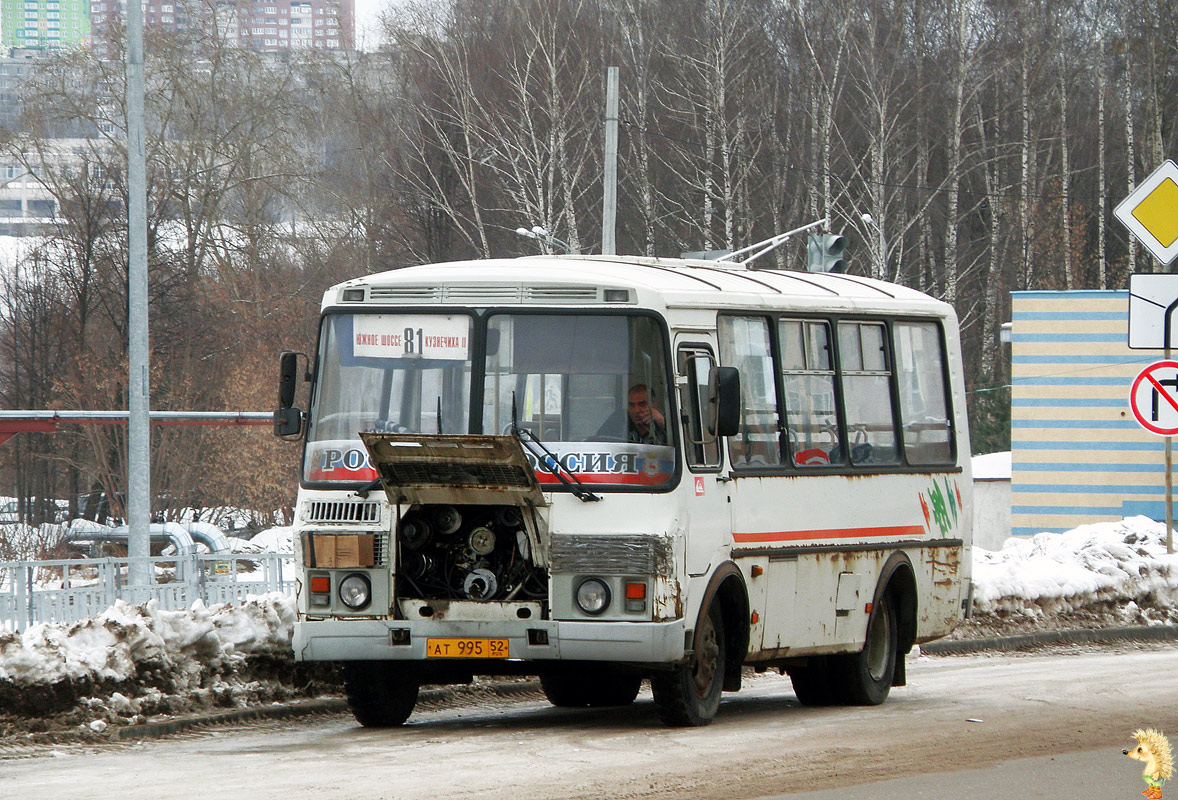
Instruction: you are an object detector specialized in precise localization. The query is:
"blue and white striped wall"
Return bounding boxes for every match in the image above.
[1011,290,1169,537]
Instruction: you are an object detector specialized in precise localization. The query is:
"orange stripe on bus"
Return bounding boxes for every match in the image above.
[732,525,926,543]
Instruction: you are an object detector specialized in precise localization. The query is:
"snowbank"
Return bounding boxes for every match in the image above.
[0,593,295,687]
[0,524,313,724]
[232,525,294,554]
[0,593,324,724]
[973,516,1178,616]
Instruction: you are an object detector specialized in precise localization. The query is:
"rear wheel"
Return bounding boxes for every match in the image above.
[540,665,643,708]
[833,594,898,705]
[342,661,419,727]
[787,656,837,706]
[651,602,725,726]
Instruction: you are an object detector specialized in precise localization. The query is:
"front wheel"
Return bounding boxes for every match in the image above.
[651,603,725,726]
[833,594,898,705]
[342,661,419,727]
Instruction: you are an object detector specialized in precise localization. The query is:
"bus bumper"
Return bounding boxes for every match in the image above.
[292,617,688,664]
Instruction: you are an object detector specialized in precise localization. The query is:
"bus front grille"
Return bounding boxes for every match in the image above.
[305,500,382,524]
[372,531,390,566]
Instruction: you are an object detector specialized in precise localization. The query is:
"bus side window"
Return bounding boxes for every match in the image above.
[836,321,898,465]
[780,318,841,466]
[718,316,782,468]
[677,347,721,469]
[893,322,954,464]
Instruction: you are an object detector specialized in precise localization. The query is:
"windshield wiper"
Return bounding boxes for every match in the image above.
[513,426,601,502]
[510,392,600,502]
[354,476,383,499]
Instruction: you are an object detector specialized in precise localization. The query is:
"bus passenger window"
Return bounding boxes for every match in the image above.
[718,316,781,468]
[779,319,840,466]
[894,322,953,464]
[837,321,898,465]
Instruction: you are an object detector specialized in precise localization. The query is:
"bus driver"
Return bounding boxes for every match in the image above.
[627,384,667,445]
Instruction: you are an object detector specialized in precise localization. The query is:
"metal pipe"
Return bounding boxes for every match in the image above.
[65,521,233,554]
[183,521,232,554]
[0,411,271,444]
[67,520,198,556]
[0,410,271,423]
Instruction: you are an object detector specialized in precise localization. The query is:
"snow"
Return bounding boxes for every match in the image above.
[0,593,295,686]
[238,526,294,554]
[1,516,1177,727]
[972,451,1011,480]
[972,516,1178,616]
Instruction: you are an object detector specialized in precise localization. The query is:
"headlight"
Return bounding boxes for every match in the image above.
[339,573,371,610]
[575,578,611,615]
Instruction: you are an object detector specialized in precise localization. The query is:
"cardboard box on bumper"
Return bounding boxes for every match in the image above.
[305,532,375,568]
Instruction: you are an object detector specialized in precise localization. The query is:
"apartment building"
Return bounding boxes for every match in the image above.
[1,0,91,50]
[88,0,354,51]
[1,0,354,53]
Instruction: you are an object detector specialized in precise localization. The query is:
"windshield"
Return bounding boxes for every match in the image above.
[304,313,473,483]
[483,313,675,489]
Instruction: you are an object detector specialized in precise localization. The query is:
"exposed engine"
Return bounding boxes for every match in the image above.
[396,503,547,602]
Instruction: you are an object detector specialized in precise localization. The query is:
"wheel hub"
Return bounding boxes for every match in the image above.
[692,615,720,696]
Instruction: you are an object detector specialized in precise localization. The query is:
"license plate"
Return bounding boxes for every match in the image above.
[425,638,509,658]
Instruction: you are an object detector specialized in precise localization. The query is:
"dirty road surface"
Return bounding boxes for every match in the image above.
[3,645,1175,799]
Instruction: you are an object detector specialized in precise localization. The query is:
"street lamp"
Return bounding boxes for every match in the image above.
[860,213,886,279]
[515,224,573,255]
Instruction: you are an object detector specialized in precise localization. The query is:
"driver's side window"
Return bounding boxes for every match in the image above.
[677,346,721,470]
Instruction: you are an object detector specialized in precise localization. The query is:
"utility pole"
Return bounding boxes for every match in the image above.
[601,66,619,256]
[126,0,151,592]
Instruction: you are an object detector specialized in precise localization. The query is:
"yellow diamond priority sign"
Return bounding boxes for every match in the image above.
[1116,159,1178,265]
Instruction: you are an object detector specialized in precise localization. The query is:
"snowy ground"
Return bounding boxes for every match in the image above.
[2,516,1178,740]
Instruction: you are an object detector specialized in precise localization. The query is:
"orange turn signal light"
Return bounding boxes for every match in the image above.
[625,582,647,600]
[310,576,330,593]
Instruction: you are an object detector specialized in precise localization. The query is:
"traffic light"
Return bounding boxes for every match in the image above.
[806,233,848,273]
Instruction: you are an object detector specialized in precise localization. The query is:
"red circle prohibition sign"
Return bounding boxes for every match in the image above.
[1130,360,1178,436]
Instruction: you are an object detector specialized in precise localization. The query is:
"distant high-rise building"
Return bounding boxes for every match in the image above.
[1,0,92,50]
[88,0,354,52]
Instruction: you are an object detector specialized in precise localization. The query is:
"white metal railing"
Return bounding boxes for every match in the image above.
[0,552,294,632]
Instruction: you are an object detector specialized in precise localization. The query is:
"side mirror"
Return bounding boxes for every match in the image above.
[278,350,300,409]
[275,351,304,438]
[273,407,303,437]
[707,366,740,438]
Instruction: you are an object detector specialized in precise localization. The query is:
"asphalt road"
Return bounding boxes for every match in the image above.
[764,748,1140,799]
[2,644,1175,799]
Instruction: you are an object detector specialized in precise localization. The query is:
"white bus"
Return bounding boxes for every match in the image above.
[274,254,972,727]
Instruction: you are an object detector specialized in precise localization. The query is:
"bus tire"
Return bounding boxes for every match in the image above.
[787,657,837,706]
[651,602,725,726]
[834,593,898,705]
[540,666,642,707]
[591,673,643,706]
[342,661,419,727]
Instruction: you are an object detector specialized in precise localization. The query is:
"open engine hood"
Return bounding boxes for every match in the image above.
[359,433,547,509]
